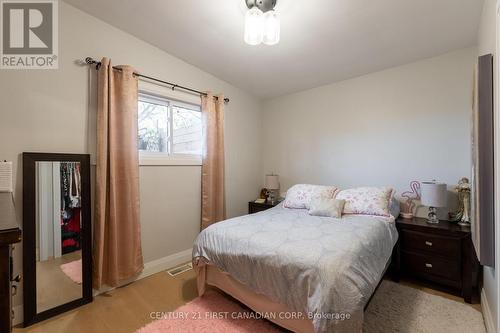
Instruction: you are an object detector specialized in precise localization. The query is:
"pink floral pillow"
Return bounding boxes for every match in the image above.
[283,184,339,209]
[336,187,395,217]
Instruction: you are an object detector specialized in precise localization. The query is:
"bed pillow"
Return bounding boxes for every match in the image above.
[283,184,339,209]
[336,187,394,217]
[308,198,345,218]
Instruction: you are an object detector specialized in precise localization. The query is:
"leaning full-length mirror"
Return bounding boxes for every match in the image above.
[23,153,92,326]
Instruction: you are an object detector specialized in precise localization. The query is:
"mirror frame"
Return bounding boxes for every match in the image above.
[22,152,92,326]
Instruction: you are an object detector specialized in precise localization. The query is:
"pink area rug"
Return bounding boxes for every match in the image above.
[60,259,82,284]
[136,292,282,333]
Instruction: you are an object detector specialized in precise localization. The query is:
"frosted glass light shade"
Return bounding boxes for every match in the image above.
[263,10,280,45]
[244,7,264,45]
[421,181,447,207]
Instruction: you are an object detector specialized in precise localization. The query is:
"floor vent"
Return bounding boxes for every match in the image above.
[166,262,193,277]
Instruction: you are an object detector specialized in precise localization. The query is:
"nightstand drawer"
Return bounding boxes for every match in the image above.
[400,229,460,259]
[396,217,480,303]
[248,201,280,214]
[402,251,460,284]
[250,205,271,214]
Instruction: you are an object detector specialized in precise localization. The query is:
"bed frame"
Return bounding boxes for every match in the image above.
[196,262,315,333]
[195,242,398,333]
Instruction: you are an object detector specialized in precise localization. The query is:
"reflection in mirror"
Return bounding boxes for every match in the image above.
[35,161,83,313]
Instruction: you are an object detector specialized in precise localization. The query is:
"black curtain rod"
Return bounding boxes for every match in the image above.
[84,57,230,104]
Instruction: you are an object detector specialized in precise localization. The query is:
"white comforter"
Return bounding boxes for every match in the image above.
[193,205,398,332]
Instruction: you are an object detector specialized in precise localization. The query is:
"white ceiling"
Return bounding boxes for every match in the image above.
[64,0,483,99]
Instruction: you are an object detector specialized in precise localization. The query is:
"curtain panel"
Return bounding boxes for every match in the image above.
[93,58,144,288]
[201,93,226,230]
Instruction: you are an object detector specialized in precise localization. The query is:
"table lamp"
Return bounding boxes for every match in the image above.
[265,174,280,204]
[421,181,447,224]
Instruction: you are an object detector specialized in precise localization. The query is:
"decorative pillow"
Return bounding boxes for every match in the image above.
[283,184,339,209]
[308,198,345,218]
[336,187,395,217]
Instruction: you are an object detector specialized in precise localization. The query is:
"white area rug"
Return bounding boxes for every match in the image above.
[364,280,486,333]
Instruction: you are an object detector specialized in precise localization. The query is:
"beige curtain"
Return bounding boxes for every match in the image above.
[201,93,226,229]
[93,58,144,289]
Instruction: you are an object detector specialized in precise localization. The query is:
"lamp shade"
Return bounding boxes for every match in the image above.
[265,174,280,190]
[420,181,447,208]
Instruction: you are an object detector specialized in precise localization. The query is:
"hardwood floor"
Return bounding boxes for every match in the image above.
[14,268,481,333]
[14,268,199,333]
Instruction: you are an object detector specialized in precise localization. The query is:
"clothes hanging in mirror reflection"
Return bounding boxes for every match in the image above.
[60,162,81,255]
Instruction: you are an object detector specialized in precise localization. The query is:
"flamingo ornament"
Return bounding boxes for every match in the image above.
[401,181,421,218]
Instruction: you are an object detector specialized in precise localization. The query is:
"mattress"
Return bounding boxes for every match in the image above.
[193,204,398,332]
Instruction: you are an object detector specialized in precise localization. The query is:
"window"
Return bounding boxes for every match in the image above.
[171,105,202,155]
[138,93,202,165]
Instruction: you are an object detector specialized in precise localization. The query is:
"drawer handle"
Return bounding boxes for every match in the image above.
[425,263,433,268]
[11,285,17,296]
[425,241,433,246]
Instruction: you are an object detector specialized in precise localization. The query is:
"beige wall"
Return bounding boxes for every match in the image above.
[0,0,484,322]
[262,47,475,219]
[477,0,499,332]
[0,2,262,307]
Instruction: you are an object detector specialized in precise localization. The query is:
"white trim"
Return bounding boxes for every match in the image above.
[93,248,193,296]
[139,152,201,166]
[139,158,202,166]
[138,249,193,280]
[171,99,201,112]
[12,249,193,326]
[139,157,201,166]
[38,163,52,261]
[139,92,170,107]
[91,156,202,167]
[52,162,61,258]
[482,288,497,333]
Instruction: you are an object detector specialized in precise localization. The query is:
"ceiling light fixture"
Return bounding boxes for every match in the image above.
[244,0,280,46]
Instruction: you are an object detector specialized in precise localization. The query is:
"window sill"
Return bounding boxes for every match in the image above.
[139,156,202,166]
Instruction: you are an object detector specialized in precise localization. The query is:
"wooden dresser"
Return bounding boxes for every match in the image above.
[396,217,479,303]
[0,193,22,333]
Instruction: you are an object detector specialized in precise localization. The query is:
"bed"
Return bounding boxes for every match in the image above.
[192,203,398,333]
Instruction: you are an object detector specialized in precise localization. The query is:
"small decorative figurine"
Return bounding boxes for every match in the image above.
[450,177,471,226]
[401,181,421,218]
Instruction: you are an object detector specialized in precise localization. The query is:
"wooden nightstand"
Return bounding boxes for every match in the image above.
[395,217,480,303]
[248,200,280,214]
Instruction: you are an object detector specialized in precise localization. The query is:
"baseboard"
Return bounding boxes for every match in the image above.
[138,248,192,280]
[94,248,193,295]
[482,288,497,333]
[13,248,193,327]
